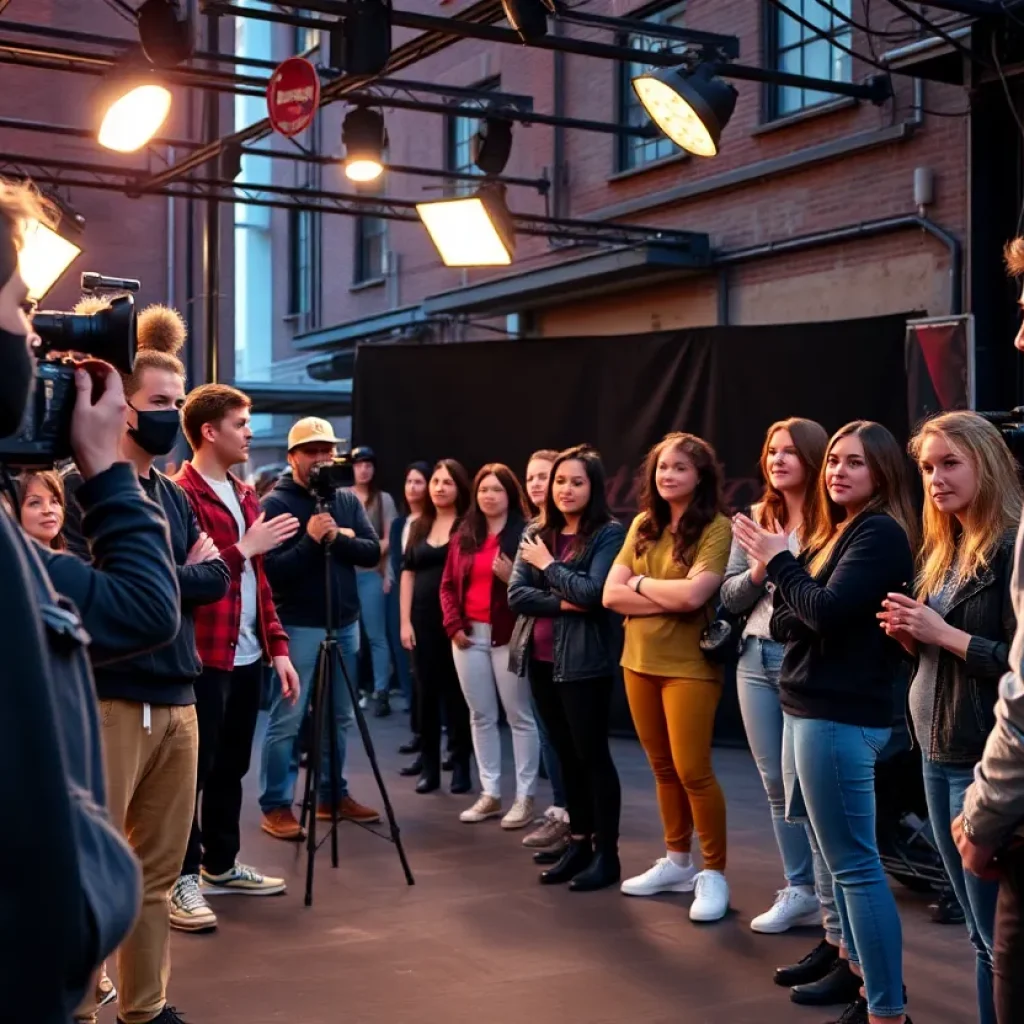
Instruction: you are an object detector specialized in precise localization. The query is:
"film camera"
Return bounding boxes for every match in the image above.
[308,454,355,507]
[980,408,1024,466]
[0,272,139,467]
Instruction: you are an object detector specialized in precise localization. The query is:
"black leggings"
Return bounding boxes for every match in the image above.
[412,613,471,774]
[529,660,621,847]
[996,843,1024,1023]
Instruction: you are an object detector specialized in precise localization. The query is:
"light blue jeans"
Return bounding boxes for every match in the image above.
[785,714,904,1019]
[385,582,414,708]
[922,758,998,1024]
[356,571,392,696]
[742,638,840,942]
[259,622,359,811]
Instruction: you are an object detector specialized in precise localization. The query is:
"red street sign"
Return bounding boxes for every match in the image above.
[266,57,320,137]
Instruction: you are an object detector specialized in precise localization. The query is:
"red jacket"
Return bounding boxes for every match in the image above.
[440,519,524,648]
[173,461,289,671]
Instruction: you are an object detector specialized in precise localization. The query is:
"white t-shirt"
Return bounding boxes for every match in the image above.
[201,473,263,667]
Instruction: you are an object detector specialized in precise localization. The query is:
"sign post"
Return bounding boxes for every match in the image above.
[266,57,320,137]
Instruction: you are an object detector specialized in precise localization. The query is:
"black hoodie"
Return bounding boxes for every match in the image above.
[262,473,381,628]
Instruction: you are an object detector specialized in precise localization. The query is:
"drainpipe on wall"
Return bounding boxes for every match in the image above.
[552,21,566,220]
[166,146,176,307]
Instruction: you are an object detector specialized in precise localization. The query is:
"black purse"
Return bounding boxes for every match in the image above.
[699,603,746,664]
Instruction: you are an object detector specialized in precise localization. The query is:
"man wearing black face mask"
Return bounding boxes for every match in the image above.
[0,179,182,1021]
[65,304,230,1024]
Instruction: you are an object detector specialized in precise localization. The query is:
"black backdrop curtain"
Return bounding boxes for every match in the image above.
[353,313,915,742]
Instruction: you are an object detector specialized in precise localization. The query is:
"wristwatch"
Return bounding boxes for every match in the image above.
[633,575,647,594]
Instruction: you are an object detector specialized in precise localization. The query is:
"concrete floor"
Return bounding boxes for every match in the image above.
[161,715,976,1024]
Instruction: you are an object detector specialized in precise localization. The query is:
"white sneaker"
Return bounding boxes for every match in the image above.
[201,861,287,896]
[621,856,698,897]
[750,886,820,934]
[460,794,503,823]
[169,874,218,932]
[690,870,730,922]
[501,796,535,830]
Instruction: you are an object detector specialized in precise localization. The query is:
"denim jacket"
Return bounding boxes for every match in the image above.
[507,520,625,683]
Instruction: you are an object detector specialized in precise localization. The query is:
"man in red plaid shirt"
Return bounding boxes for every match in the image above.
[168,384,302,933]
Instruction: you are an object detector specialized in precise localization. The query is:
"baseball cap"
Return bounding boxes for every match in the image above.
[287,416,342,451]
[351,446,376,464]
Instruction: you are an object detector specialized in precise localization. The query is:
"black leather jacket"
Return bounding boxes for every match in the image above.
[507,520,626,683]
[913,531,1016,766]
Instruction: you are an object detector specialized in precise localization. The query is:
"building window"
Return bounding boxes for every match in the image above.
[354,215,387,283]
[445,77,499,195]
[294,23,320,55]
[768,0,853,118]
[288,205,312,315]
[617,4,688,172]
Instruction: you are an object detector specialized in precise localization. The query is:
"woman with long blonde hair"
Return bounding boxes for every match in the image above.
[880,411,1020,1024]
[733,420,917,1024]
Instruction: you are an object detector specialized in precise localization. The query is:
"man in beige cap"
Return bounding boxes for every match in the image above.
[258,417,382,838]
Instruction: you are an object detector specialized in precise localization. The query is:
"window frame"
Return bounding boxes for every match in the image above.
[614,1,690,174]
[287,202,313,317]
[353,213,388,285]
[763,0,854,122]
[444,76,501,196]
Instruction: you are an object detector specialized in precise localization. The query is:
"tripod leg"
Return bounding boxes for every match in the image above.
[304,642,330,908]
[336,647,416,886]
[326,653,341,869]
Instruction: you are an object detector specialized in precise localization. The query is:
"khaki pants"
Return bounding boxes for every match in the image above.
[77,700,199,1024]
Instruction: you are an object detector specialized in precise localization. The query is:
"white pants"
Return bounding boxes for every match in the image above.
[451,621,540,800]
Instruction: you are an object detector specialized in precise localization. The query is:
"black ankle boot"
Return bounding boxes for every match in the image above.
[569,846,620,892]
[826,997,867,1024]
[399,755,423,777]
[539,839,592,885]
[449,760,472,795]
[774,939,838,988]
[415,770,440,794]
[398,735,421,755]
[790,958,861,1006]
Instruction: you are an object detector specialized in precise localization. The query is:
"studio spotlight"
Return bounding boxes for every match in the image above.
[472,114,513,176]
[137,0,194,67]
[501,0,552,44]
[416,183,515,267]
[330,0,392,76]
[342,107,386,183]
[631,63,738,158]
[18,198,84,303]
[96,66,172,153]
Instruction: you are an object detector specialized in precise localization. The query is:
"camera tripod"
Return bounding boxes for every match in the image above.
[297,513,414,905]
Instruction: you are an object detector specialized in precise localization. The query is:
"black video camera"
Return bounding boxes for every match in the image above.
[308,455,355,506]
[0,274,138,468]
[979,408,1024,466]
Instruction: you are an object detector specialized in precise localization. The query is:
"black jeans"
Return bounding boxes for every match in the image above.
[182,660,263,877]
[529,660,621,847]
[995,842,1024,1023]
[412,612,471,774]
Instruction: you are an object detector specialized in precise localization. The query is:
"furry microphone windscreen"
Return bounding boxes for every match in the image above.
[137,304,187,355]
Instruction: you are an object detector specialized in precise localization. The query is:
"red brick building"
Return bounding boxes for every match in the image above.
[2,2,1020,466]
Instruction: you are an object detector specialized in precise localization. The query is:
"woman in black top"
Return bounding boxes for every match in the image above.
[400,459,472,794]
[733,421,917,1024]
[508,445,626,893]
[880,412,1020,1024]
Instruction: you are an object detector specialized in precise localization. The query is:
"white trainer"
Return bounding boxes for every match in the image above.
[460,794,503,823]
[169,874,218,932]
[750,886,821,934]
[690,870,730,922]
[620,857,698,897]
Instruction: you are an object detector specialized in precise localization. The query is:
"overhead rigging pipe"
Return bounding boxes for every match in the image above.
[202,8,221,384]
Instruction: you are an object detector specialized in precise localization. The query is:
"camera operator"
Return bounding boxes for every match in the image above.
[0,180,181,1021]
[258,416,382,840]
[65,303,230,1024]
[956,237,1024,1023]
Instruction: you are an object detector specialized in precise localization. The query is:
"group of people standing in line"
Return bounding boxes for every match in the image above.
[11,369,1022,1024]
[330,408,1024,1024]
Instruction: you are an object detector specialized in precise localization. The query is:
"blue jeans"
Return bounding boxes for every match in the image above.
[259,622,359,811]
[785,714,904,1018]
[385,583,413,708]
[922,758,999,1024]
[356,572,391,696]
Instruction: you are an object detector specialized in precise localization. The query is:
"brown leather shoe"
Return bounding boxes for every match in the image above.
[339,795,382,824]
[261,807,305,841]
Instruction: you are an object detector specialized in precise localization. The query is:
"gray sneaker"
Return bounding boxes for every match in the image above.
[522,807,571,849]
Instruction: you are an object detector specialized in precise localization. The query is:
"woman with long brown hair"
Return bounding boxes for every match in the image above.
[733,421,917,1024]
[880,412,1020,1024]
[400,459,473,794]
[604,432,733,922]
[721,420,836,940]
[16,470,67,551]
[441,464,538,828]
